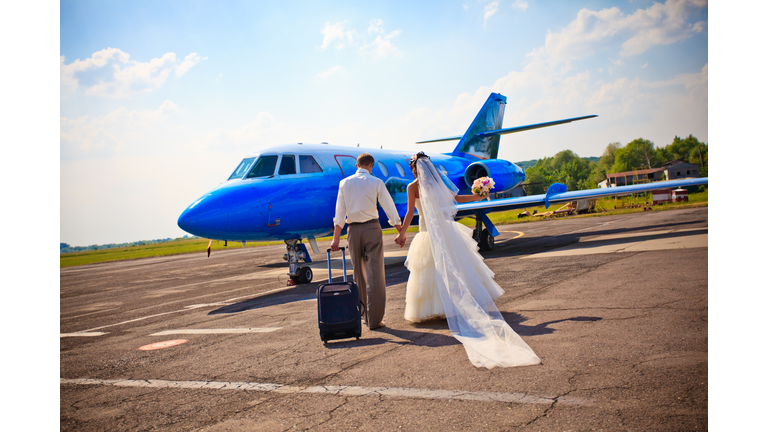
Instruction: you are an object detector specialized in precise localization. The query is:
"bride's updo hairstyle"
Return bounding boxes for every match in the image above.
[409,152,430,177]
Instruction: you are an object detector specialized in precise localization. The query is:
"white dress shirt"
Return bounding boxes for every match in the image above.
[334,168,402,227]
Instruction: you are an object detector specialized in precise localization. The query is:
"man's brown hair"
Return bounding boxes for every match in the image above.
[357,153,375,167]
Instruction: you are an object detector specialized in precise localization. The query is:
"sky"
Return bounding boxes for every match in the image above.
[57,0,710,246]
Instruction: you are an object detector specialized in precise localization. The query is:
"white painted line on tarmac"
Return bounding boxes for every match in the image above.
[60,332,109,338]
[60,378,593,406]
[150,328,282,336]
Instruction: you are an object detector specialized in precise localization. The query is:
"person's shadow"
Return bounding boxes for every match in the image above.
[323,313,602,348]
[501,312,602,336]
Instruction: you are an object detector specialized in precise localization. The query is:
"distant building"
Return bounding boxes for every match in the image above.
[605,160,700,187]
[606,167,666,187]
[662,160,701,180]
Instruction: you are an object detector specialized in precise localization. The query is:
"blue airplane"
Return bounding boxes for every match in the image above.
[178,93,708,284]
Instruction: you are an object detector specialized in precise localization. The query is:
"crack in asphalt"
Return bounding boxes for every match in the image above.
[300,397,349,431]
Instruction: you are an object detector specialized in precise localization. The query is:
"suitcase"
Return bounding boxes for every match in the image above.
[317,247,365,343]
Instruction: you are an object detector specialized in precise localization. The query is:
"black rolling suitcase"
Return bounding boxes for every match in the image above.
[317,247,365,343]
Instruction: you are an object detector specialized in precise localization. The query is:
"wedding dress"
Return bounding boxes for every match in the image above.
[404,198,503,321]
[402,158,541,369]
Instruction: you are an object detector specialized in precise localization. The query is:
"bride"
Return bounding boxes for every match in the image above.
[395,152,540,369]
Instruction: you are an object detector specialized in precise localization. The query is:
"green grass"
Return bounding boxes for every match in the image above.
[61,191,706,268]
[60,227,421,268]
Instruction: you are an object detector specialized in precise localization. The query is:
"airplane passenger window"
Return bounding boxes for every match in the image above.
[228,157,256,180]
[299,155,323,173]
[377,161,389,177]
[395,162,406,177]
[245,155,278,178]
[278,155,296,175]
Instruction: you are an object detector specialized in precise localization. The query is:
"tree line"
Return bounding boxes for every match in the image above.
[60,236,194,253]
[518,134,708,195]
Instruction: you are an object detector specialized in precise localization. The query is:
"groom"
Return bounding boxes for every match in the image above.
[331,153,402,329]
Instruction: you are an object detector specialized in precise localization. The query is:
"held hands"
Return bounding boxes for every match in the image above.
[394,224,406,248]
[330,238,341,252]
[395,232,406,248]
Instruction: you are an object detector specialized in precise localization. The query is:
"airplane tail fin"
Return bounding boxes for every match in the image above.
[451,93,507,160]
[414,93,507,160]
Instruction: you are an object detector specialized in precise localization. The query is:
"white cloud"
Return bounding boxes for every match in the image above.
[60,48,206,98]
[537,0,707,65]
[190,112,300,151]
[60,100,180,159]
[484,1,500,26]
[320,21,357,50]
[318,65,345,78]
[642,62,649,68]
[320,19,402,59]
[361,29,402,59]
[512,0,529,12]
[176,52,207,77]
[368,18,384,34]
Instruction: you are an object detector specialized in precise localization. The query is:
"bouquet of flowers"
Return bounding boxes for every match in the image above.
[472,176,495,198]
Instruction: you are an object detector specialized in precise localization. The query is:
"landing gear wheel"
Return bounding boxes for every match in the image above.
[479,228,494,251]
[297,266,313,284]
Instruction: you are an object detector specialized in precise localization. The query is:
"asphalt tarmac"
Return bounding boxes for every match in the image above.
[60,207,708,431]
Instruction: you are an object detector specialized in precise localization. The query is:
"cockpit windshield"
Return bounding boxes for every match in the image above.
[228,157,256,180]
[246,155,279,179]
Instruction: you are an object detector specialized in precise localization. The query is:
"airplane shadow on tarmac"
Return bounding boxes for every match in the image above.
[490,219,706,258]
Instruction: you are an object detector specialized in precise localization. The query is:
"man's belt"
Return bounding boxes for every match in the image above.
[348,219,379,226]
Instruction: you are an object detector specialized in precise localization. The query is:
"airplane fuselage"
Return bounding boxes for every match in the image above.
[177,143,525,242]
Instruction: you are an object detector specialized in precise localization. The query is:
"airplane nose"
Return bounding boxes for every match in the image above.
[178,195,229,238]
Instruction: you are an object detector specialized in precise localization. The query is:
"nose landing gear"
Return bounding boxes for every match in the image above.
[284,239,313,284]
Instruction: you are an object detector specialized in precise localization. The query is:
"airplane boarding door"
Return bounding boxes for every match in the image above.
[334,155,357,177]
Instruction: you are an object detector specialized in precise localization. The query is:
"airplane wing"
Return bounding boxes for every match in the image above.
[453,177,708,218]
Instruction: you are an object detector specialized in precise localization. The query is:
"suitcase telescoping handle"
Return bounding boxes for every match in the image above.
[326,247,348,283]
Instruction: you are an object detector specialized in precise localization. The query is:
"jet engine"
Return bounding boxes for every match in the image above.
[463,160,524,193]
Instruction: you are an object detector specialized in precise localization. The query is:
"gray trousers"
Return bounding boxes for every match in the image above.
[347,220,386,329]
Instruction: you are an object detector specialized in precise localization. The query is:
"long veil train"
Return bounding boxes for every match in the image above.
[416,158,540,368]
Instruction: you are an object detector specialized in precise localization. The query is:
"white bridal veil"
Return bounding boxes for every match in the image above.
[416,158,541,368]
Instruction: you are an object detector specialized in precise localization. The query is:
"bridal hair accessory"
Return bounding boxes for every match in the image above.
[409,151,430,173]
[471,176,495,198]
